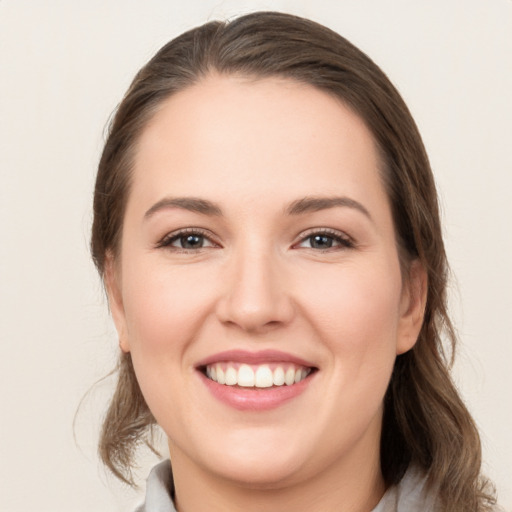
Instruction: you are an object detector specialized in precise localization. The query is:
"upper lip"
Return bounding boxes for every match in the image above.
[195,349,317,369]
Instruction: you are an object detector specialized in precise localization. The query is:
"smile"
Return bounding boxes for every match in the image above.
[205,362,312,388]
[196,350,317,410]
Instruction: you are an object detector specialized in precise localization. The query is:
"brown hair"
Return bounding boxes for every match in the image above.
[91,11,496,510]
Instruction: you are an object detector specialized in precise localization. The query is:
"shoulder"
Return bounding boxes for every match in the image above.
[132,460,176,512]
[395,466,438,511]
[372,466,438,512]
[377,467,505,512]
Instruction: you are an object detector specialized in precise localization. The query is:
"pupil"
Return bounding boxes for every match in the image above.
[182,234,202,248]
[311,235,332,248]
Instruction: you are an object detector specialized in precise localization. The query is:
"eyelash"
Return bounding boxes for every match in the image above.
[155,228,355,253]
[155,228,219,252]
[294,228,355,251]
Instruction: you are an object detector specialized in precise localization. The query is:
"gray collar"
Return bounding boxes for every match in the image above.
[134,460,176,512]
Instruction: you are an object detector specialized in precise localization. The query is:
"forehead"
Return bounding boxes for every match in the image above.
[130,74,387,216]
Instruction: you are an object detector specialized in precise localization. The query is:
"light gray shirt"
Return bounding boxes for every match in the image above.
[134,460,438,512]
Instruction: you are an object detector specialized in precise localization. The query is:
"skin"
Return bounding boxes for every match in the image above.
[106,75,426,512]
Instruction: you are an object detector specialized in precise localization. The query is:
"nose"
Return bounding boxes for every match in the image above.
[215,246,295,333]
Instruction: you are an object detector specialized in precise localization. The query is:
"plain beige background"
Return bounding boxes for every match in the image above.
[1,1,511,510]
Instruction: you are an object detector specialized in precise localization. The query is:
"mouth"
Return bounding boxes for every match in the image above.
[195,350,317,410]
[200,362,314,388]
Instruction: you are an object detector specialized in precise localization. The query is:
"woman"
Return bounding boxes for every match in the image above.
[91,11,498,512]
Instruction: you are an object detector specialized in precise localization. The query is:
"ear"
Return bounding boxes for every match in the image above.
[104,252,130,353]
[396,259,428,355]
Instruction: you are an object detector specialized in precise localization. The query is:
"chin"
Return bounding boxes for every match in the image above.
[208,453,307,489]
[213,429,320,488]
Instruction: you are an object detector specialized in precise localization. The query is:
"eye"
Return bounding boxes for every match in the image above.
[295,229,354,250]
[156,229,218,251]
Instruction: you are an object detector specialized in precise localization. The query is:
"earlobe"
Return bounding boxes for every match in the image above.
[104,252,130,353]
[396,259,428,355]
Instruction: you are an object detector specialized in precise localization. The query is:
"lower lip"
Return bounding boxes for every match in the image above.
[199,371,314,411]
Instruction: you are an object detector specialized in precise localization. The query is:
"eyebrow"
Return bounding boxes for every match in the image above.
[286,196,372,220]
[144,197,223,219]
[144,195,372,221]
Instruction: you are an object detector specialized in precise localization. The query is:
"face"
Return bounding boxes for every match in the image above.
[107,75,425,489]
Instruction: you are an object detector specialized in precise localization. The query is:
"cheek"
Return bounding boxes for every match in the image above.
[297,259,403,364]
[298,260,402,437]
[121,257,215,348]
[118,261,211,419]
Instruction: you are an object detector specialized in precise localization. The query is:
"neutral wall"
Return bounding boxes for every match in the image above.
[1,1,510,510]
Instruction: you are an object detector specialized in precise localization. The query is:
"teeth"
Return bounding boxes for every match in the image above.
[238,364,255,387]
[255,365,273,388]
[285,367,295,386]
[205,362,312,388]
[225,366,237,386]
[272,366,285,386]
